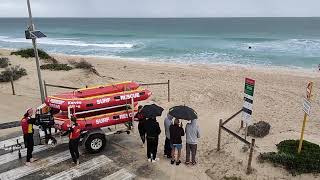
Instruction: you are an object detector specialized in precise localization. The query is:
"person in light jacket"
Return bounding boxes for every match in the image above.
[185,119,200,165]
[163,114,173,158]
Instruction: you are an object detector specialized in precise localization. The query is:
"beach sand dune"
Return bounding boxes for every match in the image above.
[0,49,320,179]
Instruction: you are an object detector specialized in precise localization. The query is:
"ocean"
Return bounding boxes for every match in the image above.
[0,17,320,70]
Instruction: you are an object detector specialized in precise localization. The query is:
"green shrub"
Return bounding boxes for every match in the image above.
[40,63,73,71]
[258,140,320,175]
[11,48,58,64]
[0,57,9,68]
[0,65,27,82]
[69,59,93,69]
[223,176,242,180]
[69,59,100,76]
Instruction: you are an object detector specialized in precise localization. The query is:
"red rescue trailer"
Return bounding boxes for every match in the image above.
[38,81,152,153]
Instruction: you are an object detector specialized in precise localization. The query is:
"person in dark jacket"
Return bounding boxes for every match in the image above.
[144,117,161,162]
[63,116,81,165]
[134,105,146,147]
[170,118,185,166]
[21,108,37,166]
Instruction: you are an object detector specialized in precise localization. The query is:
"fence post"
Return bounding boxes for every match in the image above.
[217,119,222,151]
[167,80,170,102]
[246,138,255,174]
[10,72,15,95]
[43,80,48,98]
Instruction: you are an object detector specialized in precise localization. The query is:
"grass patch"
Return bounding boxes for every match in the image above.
[0,57,9,68]
[69,59,100,76]
[11,48,58,64]
[0,65,27,82]
[40,63,73,71]
[258,140,320,175]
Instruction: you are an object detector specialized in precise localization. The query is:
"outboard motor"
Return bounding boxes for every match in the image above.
[35,104,57,145]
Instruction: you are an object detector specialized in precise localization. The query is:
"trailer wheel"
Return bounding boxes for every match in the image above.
[85,133,106,153]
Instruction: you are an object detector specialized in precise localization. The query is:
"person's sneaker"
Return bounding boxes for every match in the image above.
[163,154,167,157]
[76,160,80,165]
[151,159,157,163]
[25,162,32,166]
[170,160,175,165]
[192,161,197,165]
[141,144,144,148]
[154,158,159,161]
[167,155,172,159]
[148,158,151,162]
[185,161,190,165]
[176,160,181,166]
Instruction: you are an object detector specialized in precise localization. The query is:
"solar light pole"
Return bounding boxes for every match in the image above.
[26,0,45,103]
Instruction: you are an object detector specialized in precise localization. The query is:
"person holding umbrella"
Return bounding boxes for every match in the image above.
[135,105,146,147]
[169,118,184,166]
[144,117,161,162]
[168,105,198,165]
[141,104,164,162]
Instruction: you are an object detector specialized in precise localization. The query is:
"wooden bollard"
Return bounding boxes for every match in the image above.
[246,138,255,174]
[10,72,15,95]
[217,119,222,151]
[167,80,170,102]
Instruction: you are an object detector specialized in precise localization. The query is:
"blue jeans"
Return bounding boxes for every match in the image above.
[171,144,182,150]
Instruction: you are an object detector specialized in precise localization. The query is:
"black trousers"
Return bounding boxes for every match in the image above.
[138,123,146,144]
[164,137,172,157]
[146,137,158,160]
[69,138,80,163]
[23,134,34,162]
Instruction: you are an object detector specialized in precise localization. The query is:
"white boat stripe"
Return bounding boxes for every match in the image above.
[0,150,71,180]
[101,168,136,180]
[44,155,112,180]
[0,145,50,166]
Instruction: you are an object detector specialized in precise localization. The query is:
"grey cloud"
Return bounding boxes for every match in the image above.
[0,0,319,17]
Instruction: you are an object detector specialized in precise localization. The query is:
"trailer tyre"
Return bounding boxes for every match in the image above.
[85,133,106,153]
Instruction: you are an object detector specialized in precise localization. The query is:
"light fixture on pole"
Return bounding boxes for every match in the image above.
[25,0,46,103]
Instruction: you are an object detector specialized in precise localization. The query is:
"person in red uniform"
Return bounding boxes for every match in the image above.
[21,108,37,166]
[134,105,146,147]
[63,115,81,165]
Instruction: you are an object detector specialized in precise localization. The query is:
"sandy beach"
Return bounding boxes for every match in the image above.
[1,48,320,179]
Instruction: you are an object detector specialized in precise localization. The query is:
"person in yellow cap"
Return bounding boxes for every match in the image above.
[20,108,37,166]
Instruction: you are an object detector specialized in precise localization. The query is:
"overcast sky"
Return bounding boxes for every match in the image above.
[0,0,319,18]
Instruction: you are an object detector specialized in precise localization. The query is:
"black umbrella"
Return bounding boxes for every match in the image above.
[140,104,164,118]
[169,105,198,120]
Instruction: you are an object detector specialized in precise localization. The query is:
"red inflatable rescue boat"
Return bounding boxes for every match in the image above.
[54,105,138,131]
[45,81,151,112]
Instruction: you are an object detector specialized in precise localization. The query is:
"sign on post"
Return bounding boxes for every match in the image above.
[302,98,311,116]
[242,78,255,124]
[298,82,313,153]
